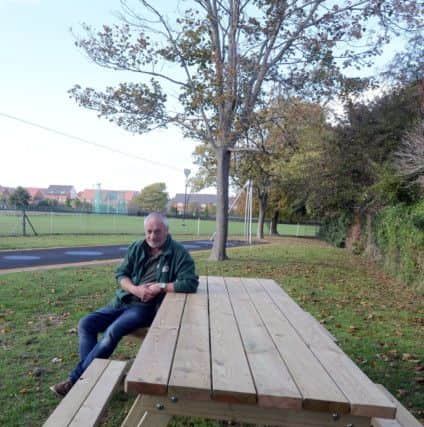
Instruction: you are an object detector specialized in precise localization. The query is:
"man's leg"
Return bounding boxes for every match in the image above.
[69,303,156,384]
[77,305,125,361]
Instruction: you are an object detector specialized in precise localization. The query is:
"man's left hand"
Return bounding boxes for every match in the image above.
[141,283,163,301]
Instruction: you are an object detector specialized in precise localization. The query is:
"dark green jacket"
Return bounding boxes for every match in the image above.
[113,235,198,305]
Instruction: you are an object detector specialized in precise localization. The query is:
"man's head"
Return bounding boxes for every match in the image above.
[144,213,169,249]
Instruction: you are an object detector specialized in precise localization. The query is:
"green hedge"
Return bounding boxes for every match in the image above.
[374,200,424,289]
[318,212,352,247]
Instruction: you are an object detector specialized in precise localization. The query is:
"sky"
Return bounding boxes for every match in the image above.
[0,0,198,197]
[0,0,407,198]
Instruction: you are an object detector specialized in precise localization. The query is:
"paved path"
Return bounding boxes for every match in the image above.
[0,239,249,272]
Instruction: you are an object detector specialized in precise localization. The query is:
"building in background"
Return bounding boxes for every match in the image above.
[78,188,138,214]
[44,185,77,204]
[25,187,46,202]
[169,193,236,216]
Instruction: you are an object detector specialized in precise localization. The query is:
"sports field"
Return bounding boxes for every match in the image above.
[0,210,319,237]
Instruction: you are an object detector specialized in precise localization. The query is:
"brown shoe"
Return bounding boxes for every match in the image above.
[50,379,73,397]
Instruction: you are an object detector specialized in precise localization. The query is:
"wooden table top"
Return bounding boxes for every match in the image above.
[125,276,396,420]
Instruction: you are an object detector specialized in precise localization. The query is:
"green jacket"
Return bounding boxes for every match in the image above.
[113,235,198,305]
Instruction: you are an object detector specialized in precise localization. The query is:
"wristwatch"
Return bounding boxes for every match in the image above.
[159,282,167,291]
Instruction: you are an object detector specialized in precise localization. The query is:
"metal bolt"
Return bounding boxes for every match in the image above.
[332,413,340,421]
[171,396,178,403]
[156,403,164,410]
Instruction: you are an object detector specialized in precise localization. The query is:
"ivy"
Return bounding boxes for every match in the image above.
[374,200,424,289]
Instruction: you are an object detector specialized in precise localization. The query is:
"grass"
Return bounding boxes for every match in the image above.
[0,211,319,241]
[0,237,422,426]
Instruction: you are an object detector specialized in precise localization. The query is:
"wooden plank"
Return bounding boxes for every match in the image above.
[139,395,371,427]
[125,292,186,395]
[373,384,422,427]
[43,358,109,427]
[168,277,211,400]
[258,278,396,419]
[137,412,171,427]
[208,276,256,404]
[304,311,338,343]
[120,395,146,427]
[224,276,302,410]
[240,277,350,414]
[69,360,127,426]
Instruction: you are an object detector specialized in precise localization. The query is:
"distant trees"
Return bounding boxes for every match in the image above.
[8,187,30,209]
[131,182,169,213]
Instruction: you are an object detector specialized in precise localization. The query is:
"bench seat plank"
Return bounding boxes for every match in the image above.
[208,276,256,404]
[372,384,423,427]
[44,359,126,427]
[44,359,109,427]
[224,276,302,410]
[168,277,211,400]
[241,277,350,414]
[125,292,186,395]
[69,360,127,426]
[259,278,396,418]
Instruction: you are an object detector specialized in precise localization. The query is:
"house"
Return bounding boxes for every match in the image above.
[169,193,236,215]
[25,187,46,202]
[0,185,13,197]
[78,188,139,214]
[0,185,13,208]
[44,185,78,203]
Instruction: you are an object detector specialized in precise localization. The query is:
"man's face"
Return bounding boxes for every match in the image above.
[144,218,168,249]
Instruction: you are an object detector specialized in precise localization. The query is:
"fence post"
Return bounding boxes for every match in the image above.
[22,209,26,236]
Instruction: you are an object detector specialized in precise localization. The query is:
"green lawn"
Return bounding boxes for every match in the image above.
[0,237,422,426]
[0,211,319,241]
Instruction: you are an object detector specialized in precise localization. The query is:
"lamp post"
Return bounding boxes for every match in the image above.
[183,168,191,224]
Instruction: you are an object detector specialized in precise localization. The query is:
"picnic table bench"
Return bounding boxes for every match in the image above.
[121,276,402,427]
[43,358,127,427]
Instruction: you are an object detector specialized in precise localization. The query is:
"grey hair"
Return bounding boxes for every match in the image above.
[144,212,169,229]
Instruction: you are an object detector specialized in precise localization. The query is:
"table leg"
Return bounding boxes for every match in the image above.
[137,411,171,426]
[120,395,171,427]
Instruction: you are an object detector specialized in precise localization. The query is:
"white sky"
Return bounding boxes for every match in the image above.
[0,0,198,197]
[0,0,406,197]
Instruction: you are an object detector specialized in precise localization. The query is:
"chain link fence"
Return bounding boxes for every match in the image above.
[0,208,320,237]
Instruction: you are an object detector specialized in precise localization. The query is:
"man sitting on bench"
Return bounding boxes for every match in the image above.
[50,212,199,397]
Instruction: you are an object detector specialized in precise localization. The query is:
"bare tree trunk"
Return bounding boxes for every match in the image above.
[256,192,268,239]
[270,209,280,235]
[210,147,231,260]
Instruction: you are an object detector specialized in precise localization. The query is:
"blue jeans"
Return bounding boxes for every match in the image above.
[69,303,157,383]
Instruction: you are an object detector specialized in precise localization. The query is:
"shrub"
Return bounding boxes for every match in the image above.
[374,200,424,290]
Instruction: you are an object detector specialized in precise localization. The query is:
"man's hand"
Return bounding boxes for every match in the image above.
[131,286,150,302]
[142,283,163,301]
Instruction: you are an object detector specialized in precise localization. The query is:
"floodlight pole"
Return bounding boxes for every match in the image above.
[183,168,191,224]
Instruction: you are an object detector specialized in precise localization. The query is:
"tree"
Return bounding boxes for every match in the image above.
[8,186,30,209]
[134,182,169,212]
[70,0,421,260]
[395,120,424,188]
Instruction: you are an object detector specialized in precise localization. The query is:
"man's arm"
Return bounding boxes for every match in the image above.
[144,249,198,298]
[119,276,149,300]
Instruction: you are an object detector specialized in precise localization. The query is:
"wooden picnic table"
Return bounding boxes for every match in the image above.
[122,276,397,427]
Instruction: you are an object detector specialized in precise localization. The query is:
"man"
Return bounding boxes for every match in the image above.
[50,212,198,397]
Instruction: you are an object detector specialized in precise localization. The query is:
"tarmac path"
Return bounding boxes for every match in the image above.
[0,239,249,273]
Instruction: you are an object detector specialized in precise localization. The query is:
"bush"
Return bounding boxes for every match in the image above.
[374,200,424,289]
[318,212,352,247]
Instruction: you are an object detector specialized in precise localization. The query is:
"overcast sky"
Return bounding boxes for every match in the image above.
[0,0,405,197]
[1,0,198,197]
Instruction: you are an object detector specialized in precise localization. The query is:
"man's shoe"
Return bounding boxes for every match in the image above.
[50,379,73,397]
